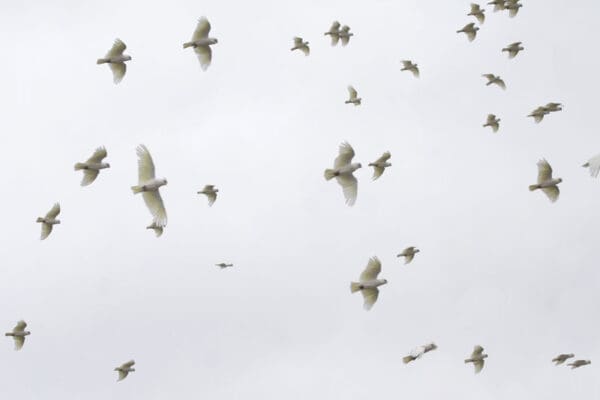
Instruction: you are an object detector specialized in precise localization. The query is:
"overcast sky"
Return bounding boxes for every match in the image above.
[1,0,600,398]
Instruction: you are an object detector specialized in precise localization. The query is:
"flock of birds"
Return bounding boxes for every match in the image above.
[5,0,598,384]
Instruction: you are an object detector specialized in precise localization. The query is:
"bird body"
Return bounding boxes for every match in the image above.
[324,142,361,206]
[403,342,438,364]
[324,21,341,46]
[345,86,361,105]
[5,320,30,350]
[568,359,591,369]
[339,25,353,46]
[37,203,61,240]
[483,114,500,132]
[582,154,600,177]
[502,42,524,58]
[198,185,219,206]
[505,0,522,17]
[368,152,391,180]
[529,159,562,202]
[291,37,310,55]
[468,3,486,24]
[115,360,136,381]
[74,147,110,186]
[553,353,575,365]
[131,145,168,227]
[97,39,131,84]
[465,345,488,373]
[482,74,506,89]
[183,17,218,70]
[457,23,479,41]
[401,60,420,78]
[350,257,387,310]
[528,106,550,123]
[397,246,419,264]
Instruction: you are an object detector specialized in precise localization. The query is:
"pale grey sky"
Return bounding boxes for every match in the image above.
[1,0,600,398]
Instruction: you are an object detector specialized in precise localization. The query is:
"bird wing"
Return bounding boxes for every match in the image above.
[508,7,519,17]
[204,185,215,191]
[109,62,126,84]
[330,34,340,46]
[341,36,350,46]
[372,166,385,180]
[508,49,518,59]
[192,17,211,41]
[495,79,506,90]
[537,159,553,182]
[106,39,126,57]
[472,345,484,357]
[585,154,600,177]
[329,21,340,31]
[194,45,213,71]
[206,191,217,206]
[360,256,382,281]
[40,223,53,240]
[361,288,379,310]
[347,86,358,100]
[45,203,61,219]
[143,191,167,226]
[336,174,357,206]
[404,253,415,264]
[470,3,481,12]
[300,45,310,56]
[81,170,100,186]
[86,147,108,163]
[473,359,485,373]
[334,142,355,168]
[117,370,129,381]
[136,145,156,183]
[486,114,496,123]
[482,74,494,80]
[13,320,27,332]
[151,226,163,237]
[542,187,560,203]
[293,37,303,46]
[121,360,135,368]
[13,336,25,351]
[374,151,391,164]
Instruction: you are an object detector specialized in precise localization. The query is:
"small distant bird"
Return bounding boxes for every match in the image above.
[401,60,420,78]
[146,221,163,237]
[529,159,562,202]
[527,106,550,123]
[216,263,233,269]
[505,0,522,17]
[5,320,30,351]
[482,74,506,90]
[468,3,486,24]
[345,86,361,106]
[37,203,61,240]
[457,22,479,41]
[183,17,218,71]
[97,39,131,84]
[115,360,135,381]
[324,142,361,206]
[397,246,420,264]
[339,25,353,46]
[198,185,219,206]
[368,152,391,180]
[487,0,506,11]
[291,37,310,56]
[582,154,600,178]
[465,345,488,373]
[544,102,563,112]
[350,257,387,311]
[568,359,591,369]
[502,42,524,58]
[324,21,341,46]
[131,145,168,227]
[403,342,438,364]
[483,114,500,133]
[552,353,575,365]
[74,147,110,186]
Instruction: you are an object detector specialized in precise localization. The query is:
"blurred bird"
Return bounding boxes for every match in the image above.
[568,360,591,369]
[368,152,391,180]
[74,147,110,186]
[97,39,131,84]
[468,3,486,24]
[552,353,575,365]
[401,60,420,78]
[5,320,30,351]
[527,106,550,123]
[198,185,219,206]
[324,21,341,46]
[183,17,218,71]
[505,0,522,17]
[131,145,168,227]
[529,159,562,202]
[216,263,233,269]
[487,0,506,11]
[502,42,524,58]
[582,154,600,178]
[483,114,500,133]
[350,257,387,311]
[465,345,488,373]
[324,142,361,206]
[291,37,310,56]
[397,246,420,264]
[345,86,361,106]
[36,203,60,240]
[115,360,135,381]
[339,25,353,46]
[457,22,479,41]
[146,221,163,237]
[482,74,506,90]
[403,343,438,364]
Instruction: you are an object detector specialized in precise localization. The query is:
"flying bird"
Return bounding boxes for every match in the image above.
[198,185,219,206]
[36,203,61,240]
[403,343,438,364]
[397,246,420,264]
[291,37,310,56]
[527,106,550,123]
[552,354,575,365]
[74,146,110,186]
[5,320,30,351]
[324,142,361,206]
[505,0,522,17]
[468,3,486,24]
[482,74,506,90]
[324,21,341,46]
[568,359,591,369]
[345,86,361,106]
[115,360,135,381]
[465,345,488,373]
[487,0,506,11]
[350,257,387,311]
[339,25,353,46]
[529,159,562,202]
[582,154,600,177]
[483,114,500,132]
[146,221,163,237]
[457,23,479,41]
[131,145,168,227]
[401,60,420,78]
[368,152,391,180]
[502,42,524,58]
[183,17,218,71]
[216,263,233,269]
[97,39,131,84]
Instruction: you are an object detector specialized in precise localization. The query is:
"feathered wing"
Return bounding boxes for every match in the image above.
[206,192,217,206]
[584,154,600,177]
[117,370,129,381]
[13,321,27,332]
[362,288,379,310]
[334,142,355,168]
[472,345,484,357]
[143,191,167,226]
[537,159,553,183]
[336,174,358,206]
[495,79,506,90]
[81,170,100,186]
[293,37,303,47]
[107,39,126,57]
[330,33,340,46]
[110,63,126,84]
[45,203,61,219]
[360,257,382,281]
[40,223,53,240]
[404,253,415,264]
[473,359,485,373]
[87,147,107,163]
[374,151,391,164]
[542,187,560,202]
[372,166,385,180]
[136,145,156,183]
[192,17,211,41]
[14,336,25,351]
[121,360,135,368]
[347,86,358,100]
[194,45,212,70]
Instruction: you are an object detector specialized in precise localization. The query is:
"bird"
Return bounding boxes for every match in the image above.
[5,320,30,351]
[216,263,233,269]
[582,154,600,177]
[36,203,61,240]
[457,23,479,41]
[544,102,563,113]
[324,21,341,46]
[198,185,219,206]
[146,221,164,237]
[568,360,591,369]
[183,17,218,71]
[552,353,575,365]
[339,25,353,46]
[529,159,562,202]
[397,246,420,264]
[131,145,168,227]
[403,343,438,364]
[505,0,522,17]
[324,142,361,206]
[291,37,310,56]
[350,257,387,311]
[487,0,506,11]
[368,152,391,180]
[115,360,135,381]
[74,146,110,186]
[482,74,506,90]
[345,86,361,106]
[468,3,486,24]
[401,60,420,78]
[97,39,131,84]
[502,42,524,59]
[465,345,488,373]
[483,114,500,133]
[527,106,550,123]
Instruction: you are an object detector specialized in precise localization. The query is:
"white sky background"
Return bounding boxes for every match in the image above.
[1,0,599,398]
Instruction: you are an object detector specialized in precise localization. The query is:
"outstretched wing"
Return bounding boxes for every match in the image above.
[13,336,25,351]
[86,147,108,163]
[336,174,357,206]
[194,45,212,71]
[585,154,600,177]
[537,159,553,183]
[143,191,167,226]
[13,320,27,332]
[106,39,126,57]
[362,288,379,310]
[45,203,60,219]
[374,151,391,164]
[334,142,355,168]
[81,170,100,186]
[542,186,560,203]
[473,359,485,373]
[206,191,217,206]
[347,86,358,100]
[110,63,126,84]
[471,345,484,357]
[360,257,382,281]
[192,17,211,41]
[136,145,156,183]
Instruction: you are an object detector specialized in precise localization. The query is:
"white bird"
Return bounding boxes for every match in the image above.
[350,257,387,311]
[115,360,135,381]
[291,37,310,56]
[568,359,591,369]
[401,60,420,78]
[368,152,391,180]
[216,263,233,269]
[457,22,479,41]
[529,159,562,202]
[97,39,131,84]
[345,86,361,106]
[146,221,163,237]
[403,342,438,364]
[198,185,218,206]
[397,246,419,264]
[502,42,524,58]
[482,74,506,90]
[131,145,168,227]
[36,203,60,240]
[339,25,353,46]
[582,154,600,178]
[324,142,362,206]
[5,320,30,351]
[468,3,486,24]
[183,17,218,71]
[553,353,575,365]
[324,21,341,46]
[487,0,506,11]
[505,0,522,17]
[74,147,110,186]
[483,114,500,133]
[527,106,550,123]
[465,345,488,373]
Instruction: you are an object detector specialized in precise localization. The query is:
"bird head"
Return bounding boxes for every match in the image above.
[415,248,420,253]
[103,163,111,168]
[382,279,388,284]
[124,55,132,61]
[161,178,168,185]
[356,163,362,169]
[557,178,563,183]
[209,38,218,45]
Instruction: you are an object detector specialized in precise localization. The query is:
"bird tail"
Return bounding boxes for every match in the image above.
[324,169,337,181]
[456,30,463,33]
[183,42,193,49]
[464,358,472,363]
[131,185,144,194]
[36,217,44,223]
[403,356,415,364]
[5,333,13,336]
[350,282,361,293]
[74,162,86,171]
[528,184,539,191]
[96,58,108,64]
